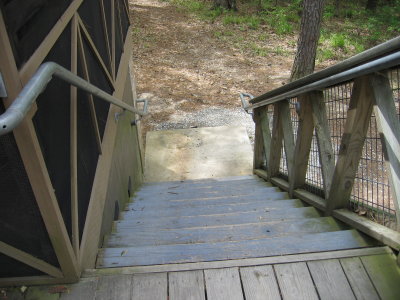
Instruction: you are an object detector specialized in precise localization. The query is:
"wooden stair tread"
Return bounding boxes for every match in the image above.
[105,217,345,247]
[143,175,262,187]
[122,199,306,219]
[114,206,322,230]
[97,230,378,268]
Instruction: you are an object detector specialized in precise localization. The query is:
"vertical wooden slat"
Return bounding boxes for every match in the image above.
[259,107,272,171]
[326,76,375,214]
[99,0,113,73]
[279,100,295,184]
[252,108,264,170]
[289,94,314,196]
[70,14,80,259]
[370,72,400,227]
[77,25,103,154]
[268,104,283,178]
[111,0,116,80]
[0,12,79,279]
[311,91,335,199]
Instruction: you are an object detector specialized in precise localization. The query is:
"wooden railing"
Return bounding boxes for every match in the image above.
[246,38,400,250]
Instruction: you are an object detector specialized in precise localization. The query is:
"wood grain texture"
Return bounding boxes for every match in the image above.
[60,278,98,300]
[260,107,273,171]
[327,76,375,213]
[253,108,265,170]
[240,265,280,300]
[274,262,318,300]
[268,104,283,177]
[371,72,400,226]
[204,268,243,300]
[361,254,400,300]
[308,259,356,300]
[95,275,133,300]
[169,270,206,300]
[340,257,379,300]
[131,273,167,300]
[279,100,295,185]
[97,230,375,268]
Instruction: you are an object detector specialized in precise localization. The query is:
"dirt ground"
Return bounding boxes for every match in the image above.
[128,0,333,134]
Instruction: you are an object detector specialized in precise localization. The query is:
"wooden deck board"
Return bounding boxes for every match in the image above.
[307,259,356,300]
[107,217,343,247]
[95,275,133,300]
[274,262,319,300]
[97,230,376,268]
[204,268,244,300]
[131,273,167,300]
[240,266,281,300]
[169,270,205,300]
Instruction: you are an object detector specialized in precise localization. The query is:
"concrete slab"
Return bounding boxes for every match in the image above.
[144,125,253,182]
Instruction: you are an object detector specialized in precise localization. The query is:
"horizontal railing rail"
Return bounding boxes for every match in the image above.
[0,62,148,136]
[245,38,400,249]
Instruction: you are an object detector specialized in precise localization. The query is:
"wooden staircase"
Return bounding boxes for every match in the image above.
[97,175,378,268]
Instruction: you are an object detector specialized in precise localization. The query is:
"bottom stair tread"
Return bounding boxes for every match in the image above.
[97,229,378,268]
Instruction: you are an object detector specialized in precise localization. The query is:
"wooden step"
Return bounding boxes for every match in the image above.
[97,230,378,268]
[121,199,306,219]
[114,207,322,230]
[143,175,262,187]
[134,186,280,201]
[105,217,346,247]
[140,178,270,192]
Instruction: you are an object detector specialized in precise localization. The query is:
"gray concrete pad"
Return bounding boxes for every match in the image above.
[144,125,253,182]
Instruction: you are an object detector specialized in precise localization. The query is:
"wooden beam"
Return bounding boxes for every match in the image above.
[77,15,114,87]
[0,12,79,280]
[111,0,116,80]
[279,100,295,185]
[19,0,84,84]
[326,76,375,214]
[252,108,264,170]
[70,14,80,259]
[333,209,400,250]
[77,27,103,154]
[79,28,133,270]
[268,104,283,177]
[289,94,314,196]
[99,0,113,72]
[0,242,63,278]
[311,91,335,199]
[0,276,77,287]
[370,72,400,228]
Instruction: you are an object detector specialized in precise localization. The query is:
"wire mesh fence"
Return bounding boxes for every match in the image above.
[273,67,399,229]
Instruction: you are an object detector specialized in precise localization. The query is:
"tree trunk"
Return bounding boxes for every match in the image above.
[366,0,378,11]
[213,0,237,10]
[290,0,325,82]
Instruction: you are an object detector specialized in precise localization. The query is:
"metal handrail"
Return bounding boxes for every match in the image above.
[0,62,148,136]
[246,51,400,110]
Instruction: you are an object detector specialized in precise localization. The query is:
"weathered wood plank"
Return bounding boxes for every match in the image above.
[240,266,280,300]
[131,273,167,300]
[279,100,295,185]
[308,259,356,300]
[115,207,321,230]
[204,268,243,300]
[60,278,98,300]
[361,254,400,299]
[326,76,375,213]
[106,217,343,247]
[95,275,133,300]
[340,257,379,300]
[268,104,283,177]
[371,72,400,227]
[123,199,304,219]
[169,270,206,300]
[311,91,335,198]
[144,175,260,186]
[274,262,318,300]
[84,247,390,277]
[129,192,290,209]
[253,108,265,170]
[290,94,314,196]
[97,230,375,268]
[260,107,273,171]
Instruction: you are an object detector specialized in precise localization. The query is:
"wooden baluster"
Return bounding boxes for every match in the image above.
[326,75,375,214]
[280,100,295,188]
[289,93,314,197]
[268,103,283,178]
[370,72,400,228]
[311,91,335,199]
[252,108,264,170]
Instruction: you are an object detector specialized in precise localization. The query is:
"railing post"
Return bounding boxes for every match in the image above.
[326,75,374,214]
[370,72,400,228]
[268,103,283,178]
[252,107,272,172]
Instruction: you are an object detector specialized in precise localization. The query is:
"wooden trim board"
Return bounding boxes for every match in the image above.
[83,247,390,277]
